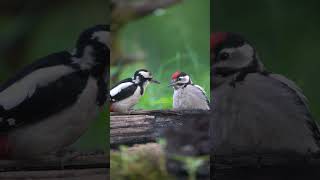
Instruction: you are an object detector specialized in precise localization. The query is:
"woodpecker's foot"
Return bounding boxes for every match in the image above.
[128,108,143,114]
[55,149,81,169]
[127,109,136,114]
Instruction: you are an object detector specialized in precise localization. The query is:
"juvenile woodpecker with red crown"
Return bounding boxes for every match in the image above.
[211,32,320,154]
[110,69,160,112]
[0,25,109,159]
[169,71,210,110]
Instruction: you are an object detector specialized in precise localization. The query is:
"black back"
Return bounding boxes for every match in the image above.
[0,51,74,92]
[110,78,138,102]
[0,52,90,132]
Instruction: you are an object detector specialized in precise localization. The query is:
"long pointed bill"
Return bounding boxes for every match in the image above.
[150,79,160,84]
[168,80,177,87]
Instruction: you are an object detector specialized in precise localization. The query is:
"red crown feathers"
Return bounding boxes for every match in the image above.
[171,71,181,80]
[211,32,227,50]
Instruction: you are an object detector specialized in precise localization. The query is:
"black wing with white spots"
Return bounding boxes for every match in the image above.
[110,78,138,102]
[0,52,88,132]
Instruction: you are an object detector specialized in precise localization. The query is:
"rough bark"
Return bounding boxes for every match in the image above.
[0,151,108,179]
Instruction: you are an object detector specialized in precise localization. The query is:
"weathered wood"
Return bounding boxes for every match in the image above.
[0,169,108,180]
[0,151,109,179]
[110,110,208,147]
[0,168,109,180]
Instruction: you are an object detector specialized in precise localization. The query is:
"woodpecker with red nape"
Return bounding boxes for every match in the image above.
[211,32,320,154]
[0,24,109,159]
[169,71,210,110]
[110,69,160,112]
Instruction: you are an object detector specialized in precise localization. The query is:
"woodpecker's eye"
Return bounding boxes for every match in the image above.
[219,52,230,61]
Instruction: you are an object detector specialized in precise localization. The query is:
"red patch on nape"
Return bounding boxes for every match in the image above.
[171,71,181,80]
[211,32,228,50]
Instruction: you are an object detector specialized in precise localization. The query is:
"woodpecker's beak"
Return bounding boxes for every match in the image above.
[150,79,160,84]
[168,80,177,87]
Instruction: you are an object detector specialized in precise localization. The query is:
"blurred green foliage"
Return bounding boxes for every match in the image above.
[110,139,207,180]
[111,0,210,110]
[0,0,109,151]
[213,0,320,120]
[111,145,173,180]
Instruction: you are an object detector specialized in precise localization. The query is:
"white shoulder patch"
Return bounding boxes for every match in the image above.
[0,65,74,110]
[110,82,133,97]
[71,46,96,70]
[92,31,110,48]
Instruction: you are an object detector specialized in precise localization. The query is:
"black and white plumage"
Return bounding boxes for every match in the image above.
[110,69,160,112]
[211,32,320,154]
[0,24,109,159]
[169,71,210,110]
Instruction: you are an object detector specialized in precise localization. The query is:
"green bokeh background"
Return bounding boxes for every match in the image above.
[0,0,109,151]
[111,0,210,110]
[212,0,320,120]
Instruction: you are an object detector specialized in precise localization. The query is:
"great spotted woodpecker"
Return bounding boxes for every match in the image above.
[169,71,210,110]
[110,69,160,112]
[211,32,320,154]
[0,24,109,159]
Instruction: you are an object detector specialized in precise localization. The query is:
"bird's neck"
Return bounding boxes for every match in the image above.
[73,42,108,79]
[133,79,149,95]
[174,83,190,90]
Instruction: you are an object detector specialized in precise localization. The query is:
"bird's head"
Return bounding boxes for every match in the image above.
[73,24,110,77]
[133,69,160,87]
[169,71,192,90]
[211,32,264,87]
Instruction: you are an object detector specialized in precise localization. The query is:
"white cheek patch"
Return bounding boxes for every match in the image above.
[237,44,254,60]
[179,75,190,84]
[216,44,254,69]
[138,71,151,79]
[72,46,96,69]
[0,65,74,110]
[183,76,190,83]
[110,82,133,97]
[92,31,110,48]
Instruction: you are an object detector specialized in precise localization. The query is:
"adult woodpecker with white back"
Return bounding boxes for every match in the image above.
[169,71,210,110]
[110,69,160,112]
[0,24,109,159]
[211,32,320,154]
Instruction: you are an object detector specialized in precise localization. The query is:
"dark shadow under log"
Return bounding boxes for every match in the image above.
[213,152,320,180]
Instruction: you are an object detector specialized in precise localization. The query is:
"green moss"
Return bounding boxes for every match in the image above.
[110,144,174,180]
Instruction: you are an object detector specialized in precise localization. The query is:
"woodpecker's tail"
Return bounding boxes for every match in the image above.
[0,135,12,159]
